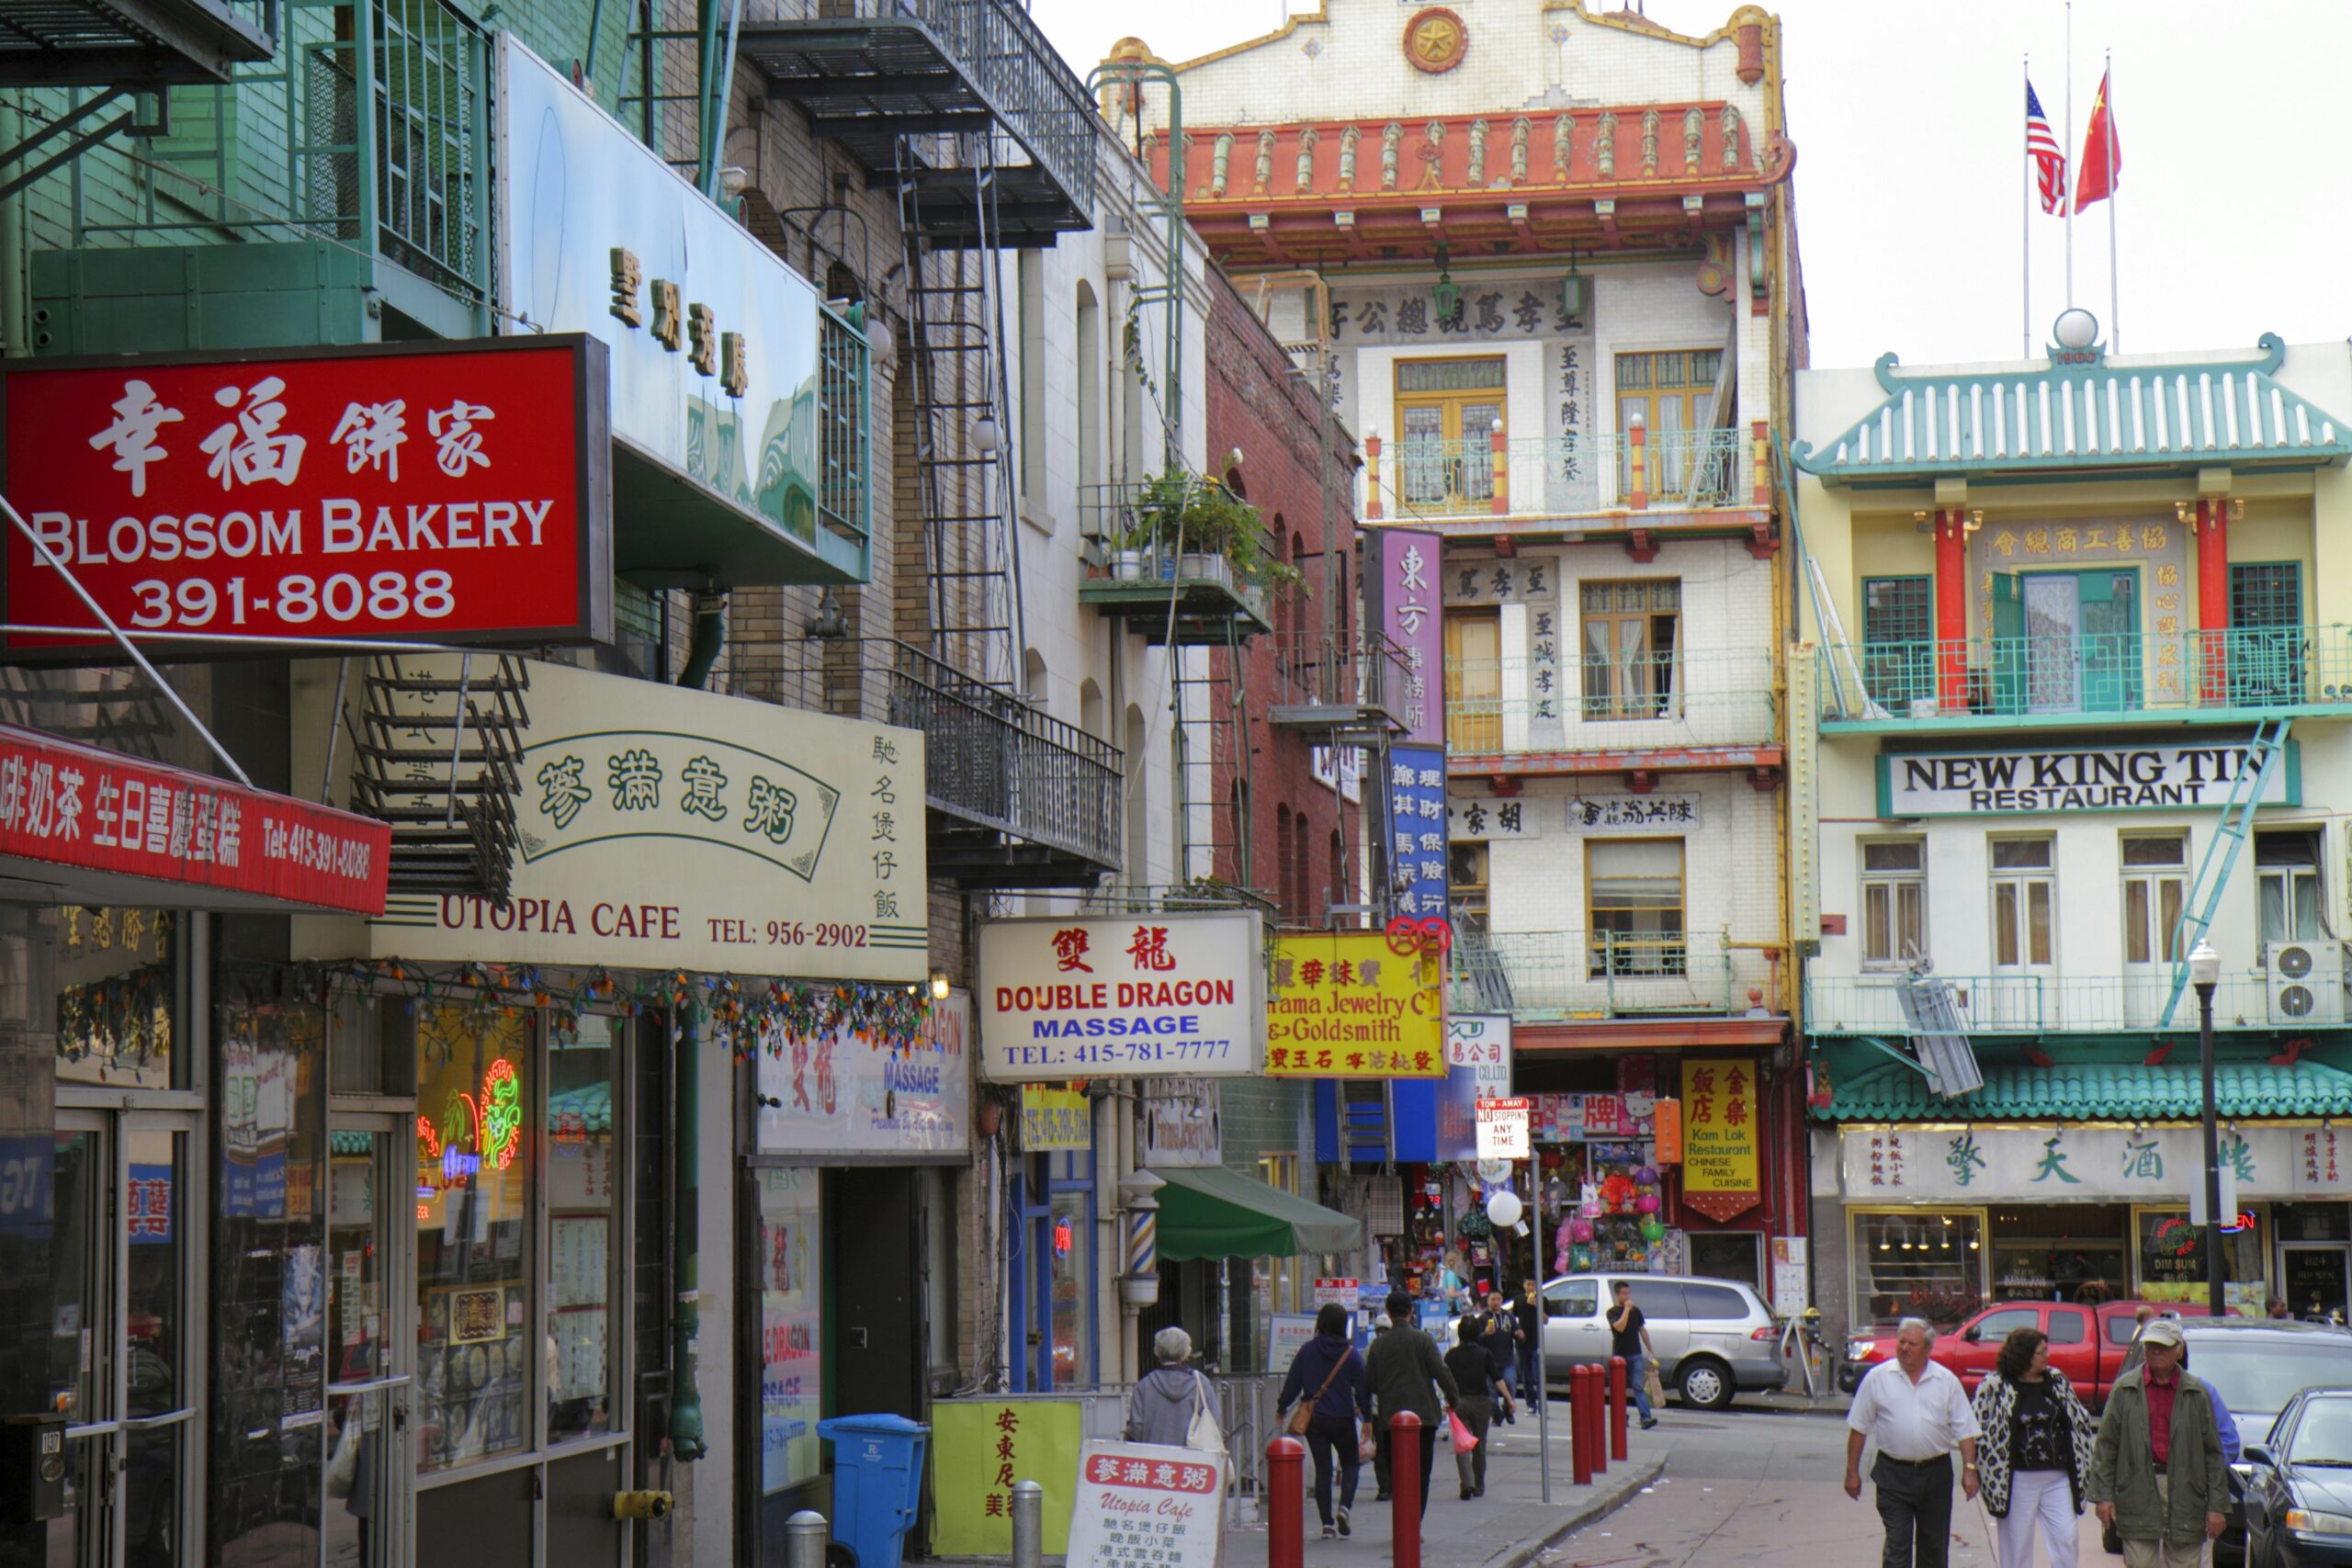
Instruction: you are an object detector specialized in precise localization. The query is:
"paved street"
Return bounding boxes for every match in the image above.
[1544,1405,2109,1567]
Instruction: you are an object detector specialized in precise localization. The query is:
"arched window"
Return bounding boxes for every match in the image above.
[1275,805,1295,917]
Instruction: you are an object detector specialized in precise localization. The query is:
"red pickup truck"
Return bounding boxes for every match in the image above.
[1840,1300,2222,1408]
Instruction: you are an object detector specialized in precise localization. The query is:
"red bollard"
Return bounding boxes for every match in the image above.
[1267,1436,1306,1568]
[1568,1367,1592,1486]
[1390,1412,1423,1568]
[1609,1356,1629,1461]
[1587,1364,1608,1477]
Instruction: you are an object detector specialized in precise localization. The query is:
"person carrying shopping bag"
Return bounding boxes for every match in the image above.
[1971,1326,2095,1568]
[1276,1304,1374,1540]
[1443,1314,1510,1499]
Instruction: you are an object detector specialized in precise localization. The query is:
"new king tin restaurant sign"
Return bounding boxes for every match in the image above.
[1880,740,2297,817]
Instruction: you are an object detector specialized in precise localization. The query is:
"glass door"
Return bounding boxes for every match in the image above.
[49,1111,198,1568]
[325,1123,412,1568]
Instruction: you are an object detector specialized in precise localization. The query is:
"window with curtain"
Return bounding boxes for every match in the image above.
[1860,840,1926,967]
[2256,829,2323,944]
[1989,839,2054,968]
[1586,838,1684,976]
[2121,834,2188,965]
[1580,581,1679,719]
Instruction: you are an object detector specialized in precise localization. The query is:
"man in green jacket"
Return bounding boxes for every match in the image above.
[2087,1318,2229,1568]
[1364,1290,1461,1517]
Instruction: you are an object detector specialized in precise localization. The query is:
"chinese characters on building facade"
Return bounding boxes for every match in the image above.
[1385,748,1450,919]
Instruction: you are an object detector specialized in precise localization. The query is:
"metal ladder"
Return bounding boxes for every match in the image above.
[2159,716,2294,1027]
[895,130,1022,688]
[1170,621,1251,886]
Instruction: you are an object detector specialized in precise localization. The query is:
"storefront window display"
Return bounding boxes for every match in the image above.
[1988,1203,2132,1303]
[2132,1205,2269,1316]
[1548,1143,1681,1278]
[416,1006,533,1472]
[58,905,178,1089]
[547,1017,618,1442]
[1050,1189,1093,1386]
[757,1167,822,1498]
[1850,1209,1986,1328]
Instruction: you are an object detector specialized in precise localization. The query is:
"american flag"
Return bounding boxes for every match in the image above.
[2025,81,2066,214]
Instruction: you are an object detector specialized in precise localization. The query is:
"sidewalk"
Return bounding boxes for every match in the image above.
[1220,1416,1666,1568]
[1743,1388,1850,1417]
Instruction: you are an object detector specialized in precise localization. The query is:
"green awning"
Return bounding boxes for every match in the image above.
[1815,1057,2352,1122]
[1153,1164,1363,1261]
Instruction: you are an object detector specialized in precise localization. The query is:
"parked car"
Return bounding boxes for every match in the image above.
[2110,1318,2352,1565]
[2242,1387,2352,1568]
[1538,1273,1786,1411]
[1838,1299,2219,1404]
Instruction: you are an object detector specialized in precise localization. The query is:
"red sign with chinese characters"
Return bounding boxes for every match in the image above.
[0,337,608,650]
[0,725,390,914]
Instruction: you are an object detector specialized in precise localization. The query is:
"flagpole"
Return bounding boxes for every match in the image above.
[2064,2,2075,307]
[2106,52,2120,351]
[2022,55,2032,357]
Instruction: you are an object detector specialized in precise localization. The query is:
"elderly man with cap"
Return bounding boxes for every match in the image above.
[2088,1315,2229,1568]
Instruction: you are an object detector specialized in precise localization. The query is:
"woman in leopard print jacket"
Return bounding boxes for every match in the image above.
[1970,1326,2097,1568]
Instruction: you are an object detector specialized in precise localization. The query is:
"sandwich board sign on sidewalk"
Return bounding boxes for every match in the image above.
[1066,1441,1227,1568]
[1475,1097,1531,1161]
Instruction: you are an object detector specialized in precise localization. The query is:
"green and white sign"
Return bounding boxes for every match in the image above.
[294,656,926,981]
[1877,740,2297,818]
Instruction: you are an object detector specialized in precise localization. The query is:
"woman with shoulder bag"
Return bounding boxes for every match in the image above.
[1277,1303,1374,1539]
[1970,1325,2096,1568]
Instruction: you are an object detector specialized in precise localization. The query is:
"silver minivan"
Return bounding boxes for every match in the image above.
[1538,1273,1787,1410]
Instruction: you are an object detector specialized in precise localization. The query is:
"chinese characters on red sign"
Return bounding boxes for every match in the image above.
[0,725,390,914]
[2,339,605,649]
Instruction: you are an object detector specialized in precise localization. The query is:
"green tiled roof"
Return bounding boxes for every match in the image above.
[1817,1058,2352,1122]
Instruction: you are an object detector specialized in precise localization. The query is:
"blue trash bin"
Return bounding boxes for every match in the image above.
[817,1414,930,1568]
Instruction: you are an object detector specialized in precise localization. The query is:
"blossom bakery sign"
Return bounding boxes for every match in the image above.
[1878,741,2297,818]
[291,656,924,980]
[1,338,609,651]
[0,725,388,914]
[976,912,1265,1081]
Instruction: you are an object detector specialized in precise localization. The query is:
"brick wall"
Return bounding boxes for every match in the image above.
[1203,267,1363,923]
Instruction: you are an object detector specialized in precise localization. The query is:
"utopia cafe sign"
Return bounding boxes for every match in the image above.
[1878,740,2297,818]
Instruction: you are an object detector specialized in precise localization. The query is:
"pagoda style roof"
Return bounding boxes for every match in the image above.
[1792,333,2352,484]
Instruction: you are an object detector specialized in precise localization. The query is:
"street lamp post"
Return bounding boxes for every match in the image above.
[2189,940,2225,1318]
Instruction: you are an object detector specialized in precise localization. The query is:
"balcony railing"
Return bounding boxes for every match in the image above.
[0,0,277,82]
[761,637,1122,883]
[65,0,488,308]
[1451,930,1753,1018]
[1268,631,1414,734]
[1820,626,2352,728]
[1443,648,1778,756]
[1365,429,1752,523]
[1805,972,2283,1035]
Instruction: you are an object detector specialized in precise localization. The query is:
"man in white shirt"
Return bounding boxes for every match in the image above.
[1845,1317,1983,1568]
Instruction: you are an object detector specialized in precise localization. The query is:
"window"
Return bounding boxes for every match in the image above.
[1396,357,1505,511]
[1625,1280,1688,1320]
[547,1017,620,1443]
[756,1168,822,1494]
[2047,1310,2087,1345]
[58,904,182,1089]
[1680,1281,1753,1320]
[1860,577,1934,708]
[2121,833,2188,965]
[1850,1211,1984,1329]
[1616,349,1726,500]
[1860,840,1927,967]
[2231,563,2304,705]
[1974,1307,2041,1340]
[1444,609,1502,752]
[1990,839,2053,968]
[1580,580,1679,720]
[1545,1279,1600,1318]
[1450,841,1490,933]
[1587,838,1684,976]
[1276,805,1295,918]
[2257,829,2323,943]
[1329,829,1345,920]
[1992,569,2140,715]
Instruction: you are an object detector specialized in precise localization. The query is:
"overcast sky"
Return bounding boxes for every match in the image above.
[1028,0,2352,370]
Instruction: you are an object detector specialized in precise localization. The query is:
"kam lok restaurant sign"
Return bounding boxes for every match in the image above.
[0,337,610,649]
[1880,741,2298,818]
[976,912,1265,1082]
[292,657,925,980]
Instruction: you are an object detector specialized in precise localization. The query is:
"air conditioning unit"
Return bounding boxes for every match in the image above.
[2266,941,2346,1025]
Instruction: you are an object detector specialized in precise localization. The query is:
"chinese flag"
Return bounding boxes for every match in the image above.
[2074,69,2121,212]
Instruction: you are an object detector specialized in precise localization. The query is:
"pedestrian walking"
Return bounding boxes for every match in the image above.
[1275,1303,1373,1540]
[1608,1280,1660,1429]
[2087,1317,2228,1568]
[1843,1317,1982,1568]
[1364,1289,1460,1517]
[1125,1326,1219,1449]
[1970,1326,2094,1568]
[1369,1313,1396,1497]
[1480,1291,1519,1422]
[1514,1280,1544,1411]
[1443,1314,1510,1499]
